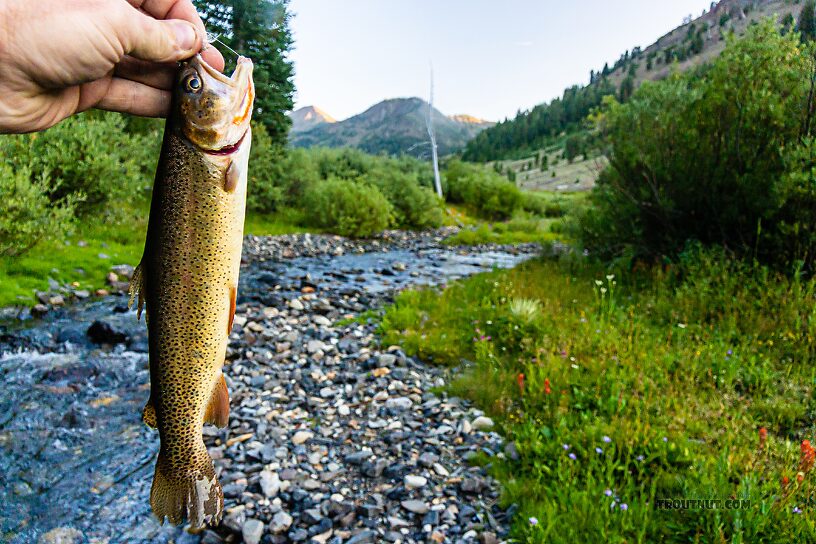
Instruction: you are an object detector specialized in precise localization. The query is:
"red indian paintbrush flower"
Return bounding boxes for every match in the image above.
[517,373,525,396]
[544,378,552,395]
[800,440,815,472]
[758,427,767,448]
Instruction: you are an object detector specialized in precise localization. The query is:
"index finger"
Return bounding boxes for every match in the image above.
[126,0,225,71]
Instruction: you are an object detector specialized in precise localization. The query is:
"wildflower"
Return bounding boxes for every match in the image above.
[801,440,815,472]
[636,455,645,462]
[782,475,790,487]
[610,501,616,509]
[794,506,803,514]
[727,349,733,356]
[758,427,767,448]
[606,274,615,281]
[595,280,603,286]
[662,437,668,443]
[517,373,525,396]
[600,287,607,295]
[562,444,571,450]
[544,378,551,395]
[602,436,612,443]
[604,489,613,497]
[568,453,577,460]
[529,517,538,526]
[797,472,805,483]
[619,503,628,511]
[595,447,603,455]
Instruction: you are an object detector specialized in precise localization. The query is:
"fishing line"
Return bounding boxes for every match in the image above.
[205,33,243,60]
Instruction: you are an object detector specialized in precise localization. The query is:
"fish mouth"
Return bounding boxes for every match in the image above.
[203,129,248,156]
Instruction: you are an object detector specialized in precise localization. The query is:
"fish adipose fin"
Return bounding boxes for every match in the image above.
[204,374,230,428]
[128,262,147,321]
[150,452,223,529]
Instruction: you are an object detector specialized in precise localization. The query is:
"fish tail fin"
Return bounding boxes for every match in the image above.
[128,261,146,321]
[150,449,223,529]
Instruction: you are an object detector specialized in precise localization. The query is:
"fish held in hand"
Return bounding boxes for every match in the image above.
[128,54,254,529]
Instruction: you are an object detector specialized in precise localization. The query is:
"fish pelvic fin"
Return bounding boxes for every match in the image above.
[127,261,146,321]
[204,374,230,428]
[142,399,157,429]
[150,450,223,530]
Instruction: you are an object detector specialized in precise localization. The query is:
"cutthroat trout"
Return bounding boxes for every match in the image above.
[128,54,254,528]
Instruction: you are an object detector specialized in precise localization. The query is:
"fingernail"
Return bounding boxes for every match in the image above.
[172,21,198,51]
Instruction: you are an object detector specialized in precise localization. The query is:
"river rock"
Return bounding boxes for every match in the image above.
[471,416,495,430]
[242,518,264,544]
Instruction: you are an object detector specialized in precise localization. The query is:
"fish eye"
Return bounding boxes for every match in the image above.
[185,73,202,93]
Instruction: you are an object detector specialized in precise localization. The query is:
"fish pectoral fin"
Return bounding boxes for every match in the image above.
[142,400,157,429]
[204,374,230,428]
[128,261,147,321]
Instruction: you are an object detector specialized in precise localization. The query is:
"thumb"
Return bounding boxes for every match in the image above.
[121,13,201,63]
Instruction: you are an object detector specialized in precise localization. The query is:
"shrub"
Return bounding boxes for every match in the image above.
[581,20,816,269]
[302,177,393,237]
[247,124,320,213]
[361,168,444,229]
[0,163,78,256]
[444,160,522,220]
[0,112,154,217]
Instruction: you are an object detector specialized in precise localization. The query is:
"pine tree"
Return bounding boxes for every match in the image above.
[798,0,816,42]
[194,0,295,145]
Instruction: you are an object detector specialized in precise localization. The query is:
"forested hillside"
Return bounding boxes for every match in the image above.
[463,0,802,162]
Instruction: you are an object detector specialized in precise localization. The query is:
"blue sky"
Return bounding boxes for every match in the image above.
[288,1,715,121]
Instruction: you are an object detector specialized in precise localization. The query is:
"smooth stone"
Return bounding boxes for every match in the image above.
[404,474,427,489]
[242,519,264,544]
[471,416,494,430]
[401,499,430,514]
[292,430,314,445]
[260,470,281,498]
[271,511,293,534]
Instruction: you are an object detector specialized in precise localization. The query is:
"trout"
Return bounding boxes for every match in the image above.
[128,54,254,528]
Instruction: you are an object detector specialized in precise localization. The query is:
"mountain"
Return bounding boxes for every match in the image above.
[289,106,337,134]
[289,97,494,156]
[464,0,799,162]
[602,0,798,87]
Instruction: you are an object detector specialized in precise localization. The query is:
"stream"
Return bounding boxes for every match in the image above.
[0,234,537,544]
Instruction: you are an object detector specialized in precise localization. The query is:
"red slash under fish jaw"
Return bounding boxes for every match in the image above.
[205,129,248,156]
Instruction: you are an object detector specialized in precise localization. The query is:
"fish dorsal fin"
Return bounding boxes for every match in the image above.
[204,374,230,428]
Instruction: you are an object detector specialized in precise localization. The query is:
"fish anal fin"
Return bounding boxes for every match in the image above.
[204,374,229,428]
[227,286,237,334]
[143,399,157,429]
[128,262,146,321]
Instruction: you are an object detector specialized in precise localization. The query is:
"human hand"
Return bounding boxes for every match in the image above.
[0,0,225,133]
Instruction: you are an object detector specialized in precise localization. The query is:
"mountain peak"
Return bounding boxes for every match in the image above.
[289,98,493,156]
[289,106,337,134]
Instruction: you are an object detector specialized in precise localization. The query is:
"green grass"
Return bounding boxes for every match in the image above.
[444,216,562,246]
[0,210,304,308]
[378,250,816,542]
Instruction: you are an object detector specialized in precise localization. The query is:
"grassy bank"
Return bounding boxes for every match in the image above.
[378,251,816,542]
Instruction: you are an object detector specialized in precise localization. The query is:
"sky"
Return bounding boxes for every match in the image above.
[287,0,715,122]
